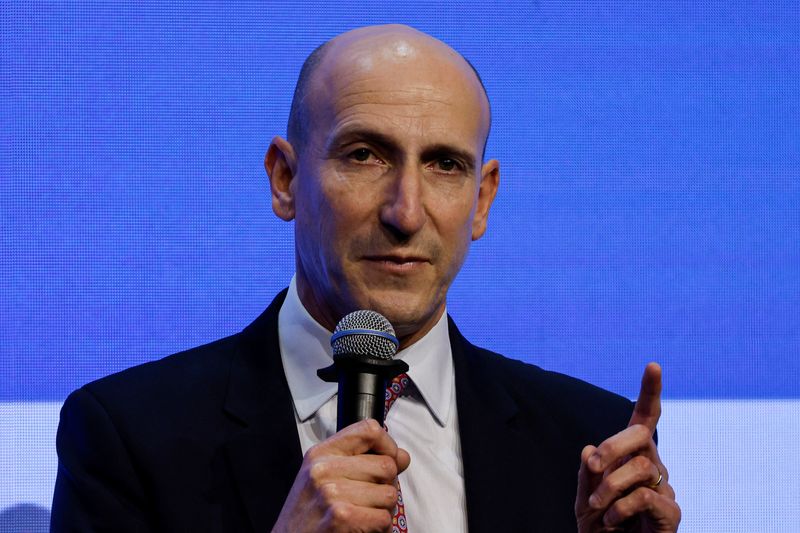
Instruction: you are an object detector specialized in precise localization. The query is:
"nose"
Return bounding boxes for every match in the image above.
[379,164,427,239]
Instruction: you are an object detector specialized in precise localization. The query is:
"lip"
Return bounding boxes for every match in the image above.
[362,255,430,273]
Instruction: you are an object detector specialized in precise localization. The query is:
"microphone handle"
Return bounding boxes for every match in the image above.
[317,354,409,431]
[337,371,386,430]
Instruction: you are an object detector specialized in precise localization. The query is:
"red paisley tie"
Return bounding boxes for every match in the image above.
[384,373,411,533]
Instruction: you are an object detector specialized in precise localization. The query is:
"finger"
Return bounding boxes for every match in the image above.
[317,479,398,511]
[576,444,601,508]
[649,461,673,497]
[323,501,393,532]
[311,454,401,485]
[661,476,676,500]
[628,362,662,432]
[588,424,656,474]
[588,454,661,511]
[396,447,411,473]
[602,486,681,528]
[316,419,400,458]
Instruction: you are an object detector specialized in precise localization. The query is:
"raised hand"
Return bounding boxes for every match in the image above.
[575,362,681,532]
[272,419,410,533]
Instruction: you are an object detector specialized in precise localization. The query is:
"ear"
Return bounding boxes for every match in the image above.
[265,136,298,221]
[472,159,500,240]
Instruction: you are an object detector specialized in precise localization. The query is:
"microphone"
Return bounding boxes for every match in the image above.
[317,310,409,430]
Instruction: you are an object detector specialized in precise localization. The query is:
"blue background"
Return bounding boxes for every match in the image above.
[3,2,797,402]
[2,2,799,530]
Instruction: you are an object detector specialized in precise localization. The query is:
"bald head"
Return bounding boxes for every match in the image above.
[265,24,500,342]
[286,25,491,156]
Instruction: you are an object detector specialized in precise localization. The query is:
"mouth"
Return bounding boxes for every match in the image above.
[362,254,430,273]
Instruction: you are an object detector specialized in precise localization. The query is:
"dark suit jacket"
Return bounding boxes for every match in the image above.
[51,290,634,532]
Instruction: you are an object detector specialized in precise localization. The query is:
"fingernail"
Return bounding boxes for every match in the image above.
[589,454,602,471]
[588,493,600,509]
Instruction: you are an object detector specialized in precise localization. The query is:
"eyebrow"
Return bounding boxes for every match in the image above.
[328,128,396,154]
[328,127,479,173]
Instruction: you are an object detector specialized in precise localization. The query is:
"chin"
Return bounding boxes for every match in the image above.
[362,290,443,337]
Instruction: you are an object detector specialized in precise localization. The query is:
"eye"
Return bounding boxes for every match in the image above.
[348,147,379,163]
[438,158,458,172]
[431,157,464,173]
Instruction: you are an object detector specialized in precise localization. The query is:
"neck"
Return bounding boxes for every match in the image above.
[294,275,446,351]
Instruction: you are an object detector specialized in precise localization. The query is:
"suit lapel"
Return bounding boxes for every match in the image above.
[450,318,573,533]
[222,289,303,532]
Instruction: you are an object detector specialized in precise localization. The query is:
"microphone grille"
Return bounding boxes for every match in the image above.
[331,310,399,360]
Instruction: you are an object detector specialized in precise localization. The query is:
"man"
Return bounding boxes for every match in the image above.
[52,25,680,532]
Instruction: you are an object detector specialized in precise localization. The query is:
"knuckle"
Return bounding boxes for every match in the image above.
[319,482,339,505]
[378,456,398,479]
[604,477,622,495]
[378,509,393,530]
[631,454,651,472]
[639,486,655,506]
[365,420,385,440]
[600,441,619,459]
[305,442,325,461]
[633,423,651,440]
[308,460,329,484]
[328,501,352,525]
[606,500,630,523]
[383,485,399,508]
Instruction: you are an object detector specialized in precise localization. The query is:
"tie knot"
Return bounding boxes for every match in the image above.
[384,373,411,416]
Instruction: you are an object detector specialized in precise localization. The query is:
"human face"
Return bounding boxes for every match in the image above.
[268,33,498,346]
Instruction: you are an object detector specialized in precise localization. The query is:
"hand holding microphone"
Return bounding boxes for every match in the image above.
[272,311,410,533]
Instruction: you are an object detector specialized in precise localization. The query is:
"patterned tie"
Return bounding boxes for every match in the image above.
[384,373,411,533]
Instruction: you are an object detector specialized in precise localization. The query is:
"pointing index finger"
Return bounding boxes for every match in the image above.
[628,362,662,433]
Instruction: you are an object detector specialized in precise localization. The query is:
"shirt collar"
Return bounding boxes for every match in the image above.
[278,275,453,426]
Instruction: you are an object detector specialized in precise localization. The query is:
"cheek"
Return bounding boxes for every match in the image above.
[309,175,376,254]
[294,176,337,269]
[432,184,477,232]
[432,189,478,264]
[445,225,473,270]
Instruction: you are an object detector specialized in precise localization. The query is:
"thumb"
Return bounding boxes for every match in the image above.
[628,362,662,432]
[396,447,411,474]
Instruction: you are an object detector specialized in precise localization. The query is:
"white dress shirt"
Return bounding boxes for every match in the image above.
[278,275,468,532]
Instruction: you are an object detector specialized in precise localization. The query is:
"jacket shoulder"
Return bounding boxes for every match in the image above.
[86,334,238,387]
[58,335,252,471]
[78,334,239,415]
[457,336,634,444]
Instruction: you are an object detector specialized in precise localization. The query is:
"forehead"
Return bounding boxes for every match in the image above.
[306,34,490,152]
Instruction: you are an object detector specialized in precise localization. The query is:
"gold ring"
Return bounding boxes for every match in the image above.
[649,471,663,489]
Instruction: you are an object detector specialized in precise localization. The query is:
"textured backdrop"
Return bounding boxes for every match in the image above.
[2,2,798,531]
